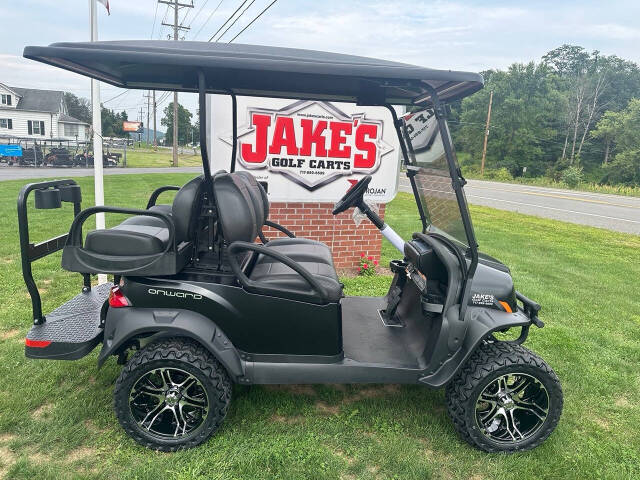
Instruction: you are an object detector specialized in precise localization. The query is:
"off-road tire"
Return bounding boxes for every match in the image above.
[114,337,232,451]
[445,341,562,452]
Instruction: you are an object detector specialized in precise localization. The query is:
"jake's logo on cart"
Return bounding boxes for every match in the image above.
[471,293,495,306]
[147,288,203,300]
[222,100,394,191]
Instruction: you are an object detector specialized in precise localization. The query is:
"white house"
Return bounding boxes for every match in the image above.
[0,83,89,141]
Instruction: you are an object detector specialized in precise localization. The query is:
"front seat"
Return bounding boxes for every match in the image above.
[235,171,335,266]
[62,176,205,276]
[214,172,343,304]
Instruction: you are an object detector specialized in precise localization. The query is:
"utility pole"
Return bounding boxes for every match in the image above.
[480,90,493,176]
[143,91,152,145]
[160,0,192,166]
[152,90,157,150]
[139,106,144,146]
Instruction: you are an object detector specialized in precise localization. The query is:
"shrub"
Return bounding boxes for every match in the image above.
[561,166,583,188]
[484,167,513,182]
[357,253,378,276]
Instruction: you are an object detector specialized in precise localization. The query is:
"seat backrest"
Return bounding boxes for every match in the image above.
[171,175,205,243]
[236,171,269,222]
[213,172,260,243]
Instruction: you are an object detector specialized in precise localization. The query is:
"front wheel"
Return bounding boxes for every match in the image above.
[445,341,562,452]
[114,337,231,451]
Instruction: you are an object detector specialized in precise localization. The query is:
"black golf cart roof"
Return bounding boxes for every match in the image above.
[23,41,483,105]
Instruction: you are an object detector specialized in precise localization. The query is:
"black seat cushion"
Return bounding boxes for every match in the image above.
[250,255,343,303]
[84,224,170,256]
[263,238,334,265]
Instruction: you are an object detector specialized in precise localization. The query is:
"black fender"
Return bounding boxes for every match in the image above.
[98,307,244,379]
[419,306,532,388]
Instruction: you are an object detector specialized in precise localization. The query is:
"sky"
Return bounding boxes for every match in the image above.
[2,0,639,131]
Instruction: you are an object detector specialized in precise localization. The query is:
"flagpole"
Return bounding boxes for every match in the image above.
[90,0,107,285]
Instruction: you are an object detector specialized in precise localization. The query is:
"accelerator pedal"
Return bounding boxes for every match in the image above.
[25,282,112,360]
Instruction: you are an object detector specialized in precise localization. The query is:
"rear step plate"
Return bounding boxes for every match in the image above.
[25,282,113,360]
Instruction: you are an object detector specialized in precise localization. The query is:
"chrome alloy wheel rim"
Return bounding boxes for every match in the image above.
[475,372,549,444]
[129,367,209,438]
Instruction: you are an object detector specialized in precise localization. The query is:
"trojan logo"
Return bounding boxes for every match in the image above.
[222,100,394,191]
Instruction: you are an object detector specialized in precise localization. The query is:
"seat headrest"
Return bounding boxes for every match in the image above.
[213,173,258,243]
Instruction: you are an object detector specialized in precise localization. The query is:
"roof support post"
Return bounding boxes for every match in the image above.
[229,91,237,172]
[197,70,212,184]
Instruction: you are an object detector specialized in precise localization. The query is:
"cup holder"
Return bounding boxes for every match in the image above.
[34,188,62,209]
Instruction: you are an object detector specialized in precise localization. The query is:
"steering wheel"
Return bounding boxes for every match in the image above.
[332,175,372,215]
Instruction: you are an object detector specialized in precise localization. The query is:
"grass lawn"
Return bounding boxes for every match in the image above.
[0,173,639,479]
[122,147,202,168]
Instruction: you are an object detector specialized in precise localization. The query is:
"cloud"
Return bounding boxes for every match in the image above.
[591,23,640,40]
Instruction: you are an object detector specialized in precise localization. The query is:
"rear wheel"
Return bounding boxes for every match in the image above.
[114,337,231,451]
[445,341,562,452]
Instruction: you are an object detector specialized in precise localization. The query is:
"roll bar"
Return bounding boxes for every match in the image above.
[67,206,175,249]
[146,185,180,209]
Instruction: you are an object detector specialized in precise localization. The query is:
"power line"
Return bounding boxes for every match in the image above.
[228,0,278,43]
[214,0,256,42]
[157,4,171,39]
[192,0,224,39]
[102,89,130,104]
[150,1,160,38]
[208,0,250,41]
[187,0,209,28]
[180,0,195,26]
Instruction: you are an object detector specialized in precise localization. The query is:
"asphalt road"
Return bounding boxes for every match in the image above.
[2,166,638,234]
[400,178,640,234]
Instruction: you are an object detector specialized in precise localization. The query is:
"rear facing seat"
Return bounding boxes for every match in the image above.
[62,176,205,276]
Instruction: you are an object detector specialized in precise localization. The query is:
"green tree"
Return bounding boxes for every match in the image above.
[595,99,640,185]
[63,92,91,124]
[100,107,128,137]
[453,44,640,184]
[161,102,194,145]
[456,62,565,177]
[591,110,622,165]
[542,45,640,167]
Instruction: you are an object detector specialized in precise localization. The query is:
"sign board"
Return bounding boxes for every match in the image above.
[402,109,445,163]
[0,144,22,156]
[208,96,401,203]
[122,121,143,133]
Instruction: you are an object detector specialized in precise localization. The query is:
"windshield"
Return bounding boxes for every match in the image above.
[401,108,469,247]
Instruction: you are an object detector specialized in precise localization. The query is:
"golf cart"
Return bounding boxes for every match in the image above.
[18,41,562,452]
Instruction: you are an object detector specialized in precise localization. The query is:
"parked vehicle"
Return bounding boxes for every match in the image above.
[74,152,118,168]
[18,40,562,453]
[44,146,73,166]
[19,144,43,166]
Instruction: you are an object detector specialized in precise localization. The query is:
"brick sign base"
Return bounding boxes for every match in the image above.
[265,202,386,272]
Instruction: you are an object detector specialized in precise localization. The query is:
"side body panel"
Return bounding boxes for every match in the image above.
[120,275,343,357]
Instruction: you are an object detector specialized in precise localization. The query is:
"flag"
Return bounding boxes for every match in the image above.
[97,0,110,15]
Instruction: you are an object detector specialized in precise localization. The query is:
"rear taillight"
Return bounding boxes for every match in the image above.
[109,286,130,308]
